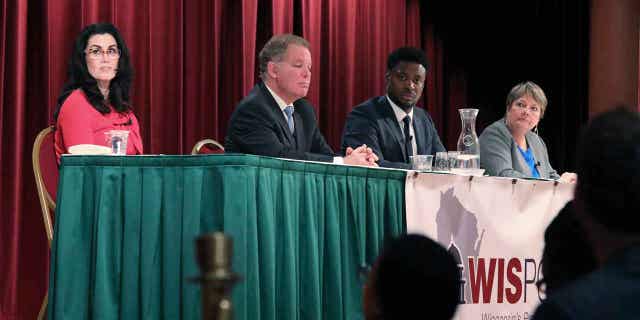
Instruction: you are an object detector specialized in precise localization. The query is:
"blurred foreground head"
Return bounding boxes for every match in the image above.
[364,234,460,320]
[576,106,640,234]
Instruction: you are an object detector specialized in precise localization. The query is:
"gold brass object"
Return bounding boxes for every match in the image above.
[193,233,240,320]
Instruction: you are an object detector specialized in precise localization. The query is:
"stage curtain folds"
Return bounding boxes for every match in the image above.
[0,1,427,317]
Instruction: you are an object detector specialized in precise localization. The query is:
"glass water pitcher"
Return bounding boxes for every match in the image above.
[455,108,480,170]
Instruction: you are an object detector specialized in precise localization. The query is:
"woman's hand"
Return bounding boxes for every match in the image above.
[559,172,577,184]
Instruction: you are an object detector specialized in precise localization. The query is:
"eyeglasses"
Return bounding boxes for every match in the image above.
[512,101,540,114]
[85,47,120,60]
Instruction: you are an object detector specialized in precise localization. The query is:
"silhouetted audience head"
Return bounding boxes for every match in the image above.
[538,201,597,295]
[532,107,640,320]
[364,234,460,320]
[575,107,640,234]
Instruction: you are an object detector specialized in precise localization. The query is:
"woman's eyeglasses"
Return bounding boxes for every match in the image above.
[512,101,540,114]
[85,47,120,60]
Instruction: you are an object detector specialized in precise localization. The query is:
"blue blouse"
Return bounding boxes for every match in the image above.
[517,145,540,178]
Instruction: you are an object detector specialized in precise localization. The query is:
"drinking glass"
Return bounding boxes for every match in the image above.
[447,151,460,170]
[410,155,433,171]
[104,130,129,155]
[434,152,449,171]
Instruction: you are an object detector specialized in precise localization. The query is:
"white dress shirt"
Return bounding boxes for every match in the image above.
[265,84,295,132]
[265,84,344,164]
[386,95,418,157]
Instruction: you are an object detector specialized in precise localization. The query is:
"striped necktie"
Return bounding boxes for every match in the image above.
[284,106,295,133]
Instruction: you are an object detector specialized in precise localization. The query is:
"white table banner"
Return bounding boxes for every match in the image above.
[405,172,574,320]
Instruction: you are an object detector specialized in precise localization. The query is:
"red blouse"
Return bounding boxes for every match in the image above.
[54,89,143,163]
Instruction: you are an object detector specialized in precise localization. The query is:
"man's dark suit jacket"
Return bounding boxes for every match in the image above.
[225,82,335,162]
[341,96,445,169]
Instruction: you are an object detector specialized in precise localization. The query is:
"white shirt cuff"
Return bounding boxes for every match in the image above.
[333,156,344,164]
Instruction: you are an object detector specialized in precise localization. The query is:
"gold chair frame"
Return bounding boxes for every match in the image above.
[32,126,56,320]
[191,138,225,154]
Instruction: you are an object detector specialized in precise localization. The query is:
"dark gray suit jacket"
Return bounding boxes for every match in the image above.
[341,96,445,169]
[479,119,560,179]
[225,82,335,162]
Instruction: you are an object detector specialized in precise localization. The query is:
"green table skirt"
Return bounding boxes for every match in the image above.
[49,154,406,319]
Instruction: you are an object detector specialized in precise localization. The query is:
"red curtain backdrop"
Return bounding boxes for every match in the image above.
[2,0,462,318]
[0,0,597,318]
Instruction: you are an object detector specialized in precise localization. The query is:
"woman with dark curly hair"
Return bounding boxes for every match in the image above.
[54,23,143,162]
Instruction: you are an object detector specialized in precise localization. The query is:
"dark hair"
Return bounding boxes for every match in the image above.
[373,234,459,320]
[537,201,597,295]
[53,23,133,122]
[386,47,429,72]
[576,106,640,233]
[258,34,309,80]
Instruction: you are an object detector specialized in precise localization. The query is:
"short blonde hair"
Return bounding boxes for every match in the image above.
[505,81,548,118]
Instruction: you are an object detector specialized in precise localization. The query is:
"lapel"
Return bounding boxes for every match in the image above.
[258,82,295,145]
[413,110,427,155]
[293,108,303,149]
[378,97,409,162]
